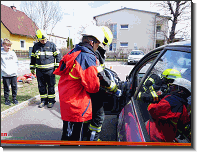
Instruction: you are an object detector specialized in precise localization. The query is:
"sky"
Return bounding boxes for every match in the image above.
[1,1,194,44]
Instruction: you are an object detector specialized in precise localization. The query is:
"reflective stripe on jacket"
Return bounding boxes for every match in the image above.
[30,41,62,70]
[53,43,100,122]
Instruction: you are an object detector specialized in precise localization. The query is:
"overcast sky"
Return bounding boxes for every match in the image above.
[1,1,194,44]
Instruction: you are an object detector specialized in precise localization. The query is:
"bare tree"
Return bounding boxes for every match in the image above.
[20,1,63,34]
[155,1,191,43]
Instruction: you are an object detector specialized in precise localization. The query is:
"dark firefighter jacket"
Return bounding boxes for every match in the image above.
[53,43,100,122]
[137,74,169,103]
[30,41,61,70]
[146,92,190,142]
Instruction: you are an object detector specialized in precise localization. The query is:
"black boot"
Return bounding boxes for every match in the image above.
[38,98,48,108]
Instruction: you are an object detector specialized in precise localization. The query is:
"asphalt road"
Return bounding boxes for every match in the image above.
[1,61,135,146]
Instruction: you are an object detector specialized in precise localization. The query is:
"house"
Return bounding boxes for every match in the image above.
[93,7,171,56]
[48,34,67,49]
[1,4,39,52]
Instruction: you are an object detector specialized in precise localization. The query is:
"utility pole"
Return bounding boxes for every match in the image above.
[66,26,72,49]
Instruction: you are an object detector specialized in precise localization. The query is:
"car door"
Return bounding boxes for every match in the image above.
[117,42,191,143]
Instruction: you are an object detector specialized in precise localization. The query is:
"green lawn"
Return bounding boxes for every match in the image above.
[1,75,60,112]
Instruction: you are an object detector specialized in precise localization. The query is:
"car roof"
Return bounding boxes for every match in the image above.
[167,40,191,47]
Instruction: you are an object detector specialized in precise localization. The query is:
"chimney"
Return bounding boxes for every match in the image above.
[10,6,17,12]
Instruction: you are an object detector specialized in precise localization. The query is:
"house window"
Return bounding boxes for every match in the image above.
[51,39,53,42]
[120,42,128,47]
[62,41,65,45]
[120,24,128,29]
[157,25,161,32]
[59,40,61,44]
[109,23,117,39]
[20,40,25,49]
[109,43,116,51]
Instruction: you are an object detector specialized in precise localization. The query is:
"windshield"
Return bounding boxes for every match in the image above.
[152,50,191,81]
[130,51,144,55]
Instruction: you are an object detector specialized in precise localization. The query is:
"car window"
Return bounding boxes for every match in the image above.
[135,49,191,142]
[130,51,144,55]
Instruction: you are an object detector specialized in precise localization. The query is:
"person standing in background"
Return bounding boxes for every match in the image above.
[1,38,18,106]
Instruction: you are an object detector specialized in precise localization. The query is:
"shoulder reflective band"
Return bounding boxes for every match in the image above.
[144,77,155,85]
[89,124,102,132]
[149,86,158,102]
[53,50,60,56]
[97,65,103,73]
[40,94,48,98]
[36,63,54,69]
[69,64,80,79]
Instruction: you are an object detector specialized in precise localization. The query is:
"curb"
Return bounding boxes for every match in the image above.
[1,87,58,120]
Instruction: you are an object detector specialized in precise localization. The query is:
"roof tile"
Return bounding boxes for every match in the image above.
[1,4,38,37]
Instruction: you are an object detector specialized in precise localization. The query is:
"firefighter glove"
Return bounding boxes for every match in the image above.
[31,69,35,75]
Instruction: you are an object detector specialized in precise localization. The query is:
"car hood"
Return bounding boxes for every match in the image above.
[128,55,144,59]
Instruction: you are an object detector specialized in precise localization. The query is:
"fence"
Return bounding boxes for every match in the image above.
[14,50,29,58]
[106,48,133,59]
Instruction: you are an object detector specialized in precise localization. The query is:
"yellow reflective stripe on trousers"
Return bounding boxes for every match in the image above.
[40,94,48,98]
[89,124,102,132]
[48,94,56,98]
[36,63,54,69]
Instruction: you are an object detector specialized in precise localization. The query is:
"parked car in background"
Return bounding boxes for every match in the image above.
[127,50,144,65]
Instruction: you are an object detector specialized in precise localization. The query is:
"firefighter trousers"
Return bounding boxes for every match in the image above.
[83,90,105,141]
[61,121,83,141]
[36,68,56,104]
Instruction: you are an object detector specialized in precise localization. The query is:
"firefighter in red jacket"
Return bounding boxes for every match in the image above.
[83,26,121,141]
[146,77,191,142]
[54,25,107,141]
[30,29,62,108]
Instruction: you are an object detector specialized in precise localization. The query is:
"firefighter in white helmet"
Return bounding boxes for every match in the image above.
[83,26,122,141]
[30,29,62,108]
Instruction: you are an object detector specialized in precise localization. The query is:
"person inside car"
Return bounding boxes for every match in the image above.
[137,69,182,103]
[146,77,191,142]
